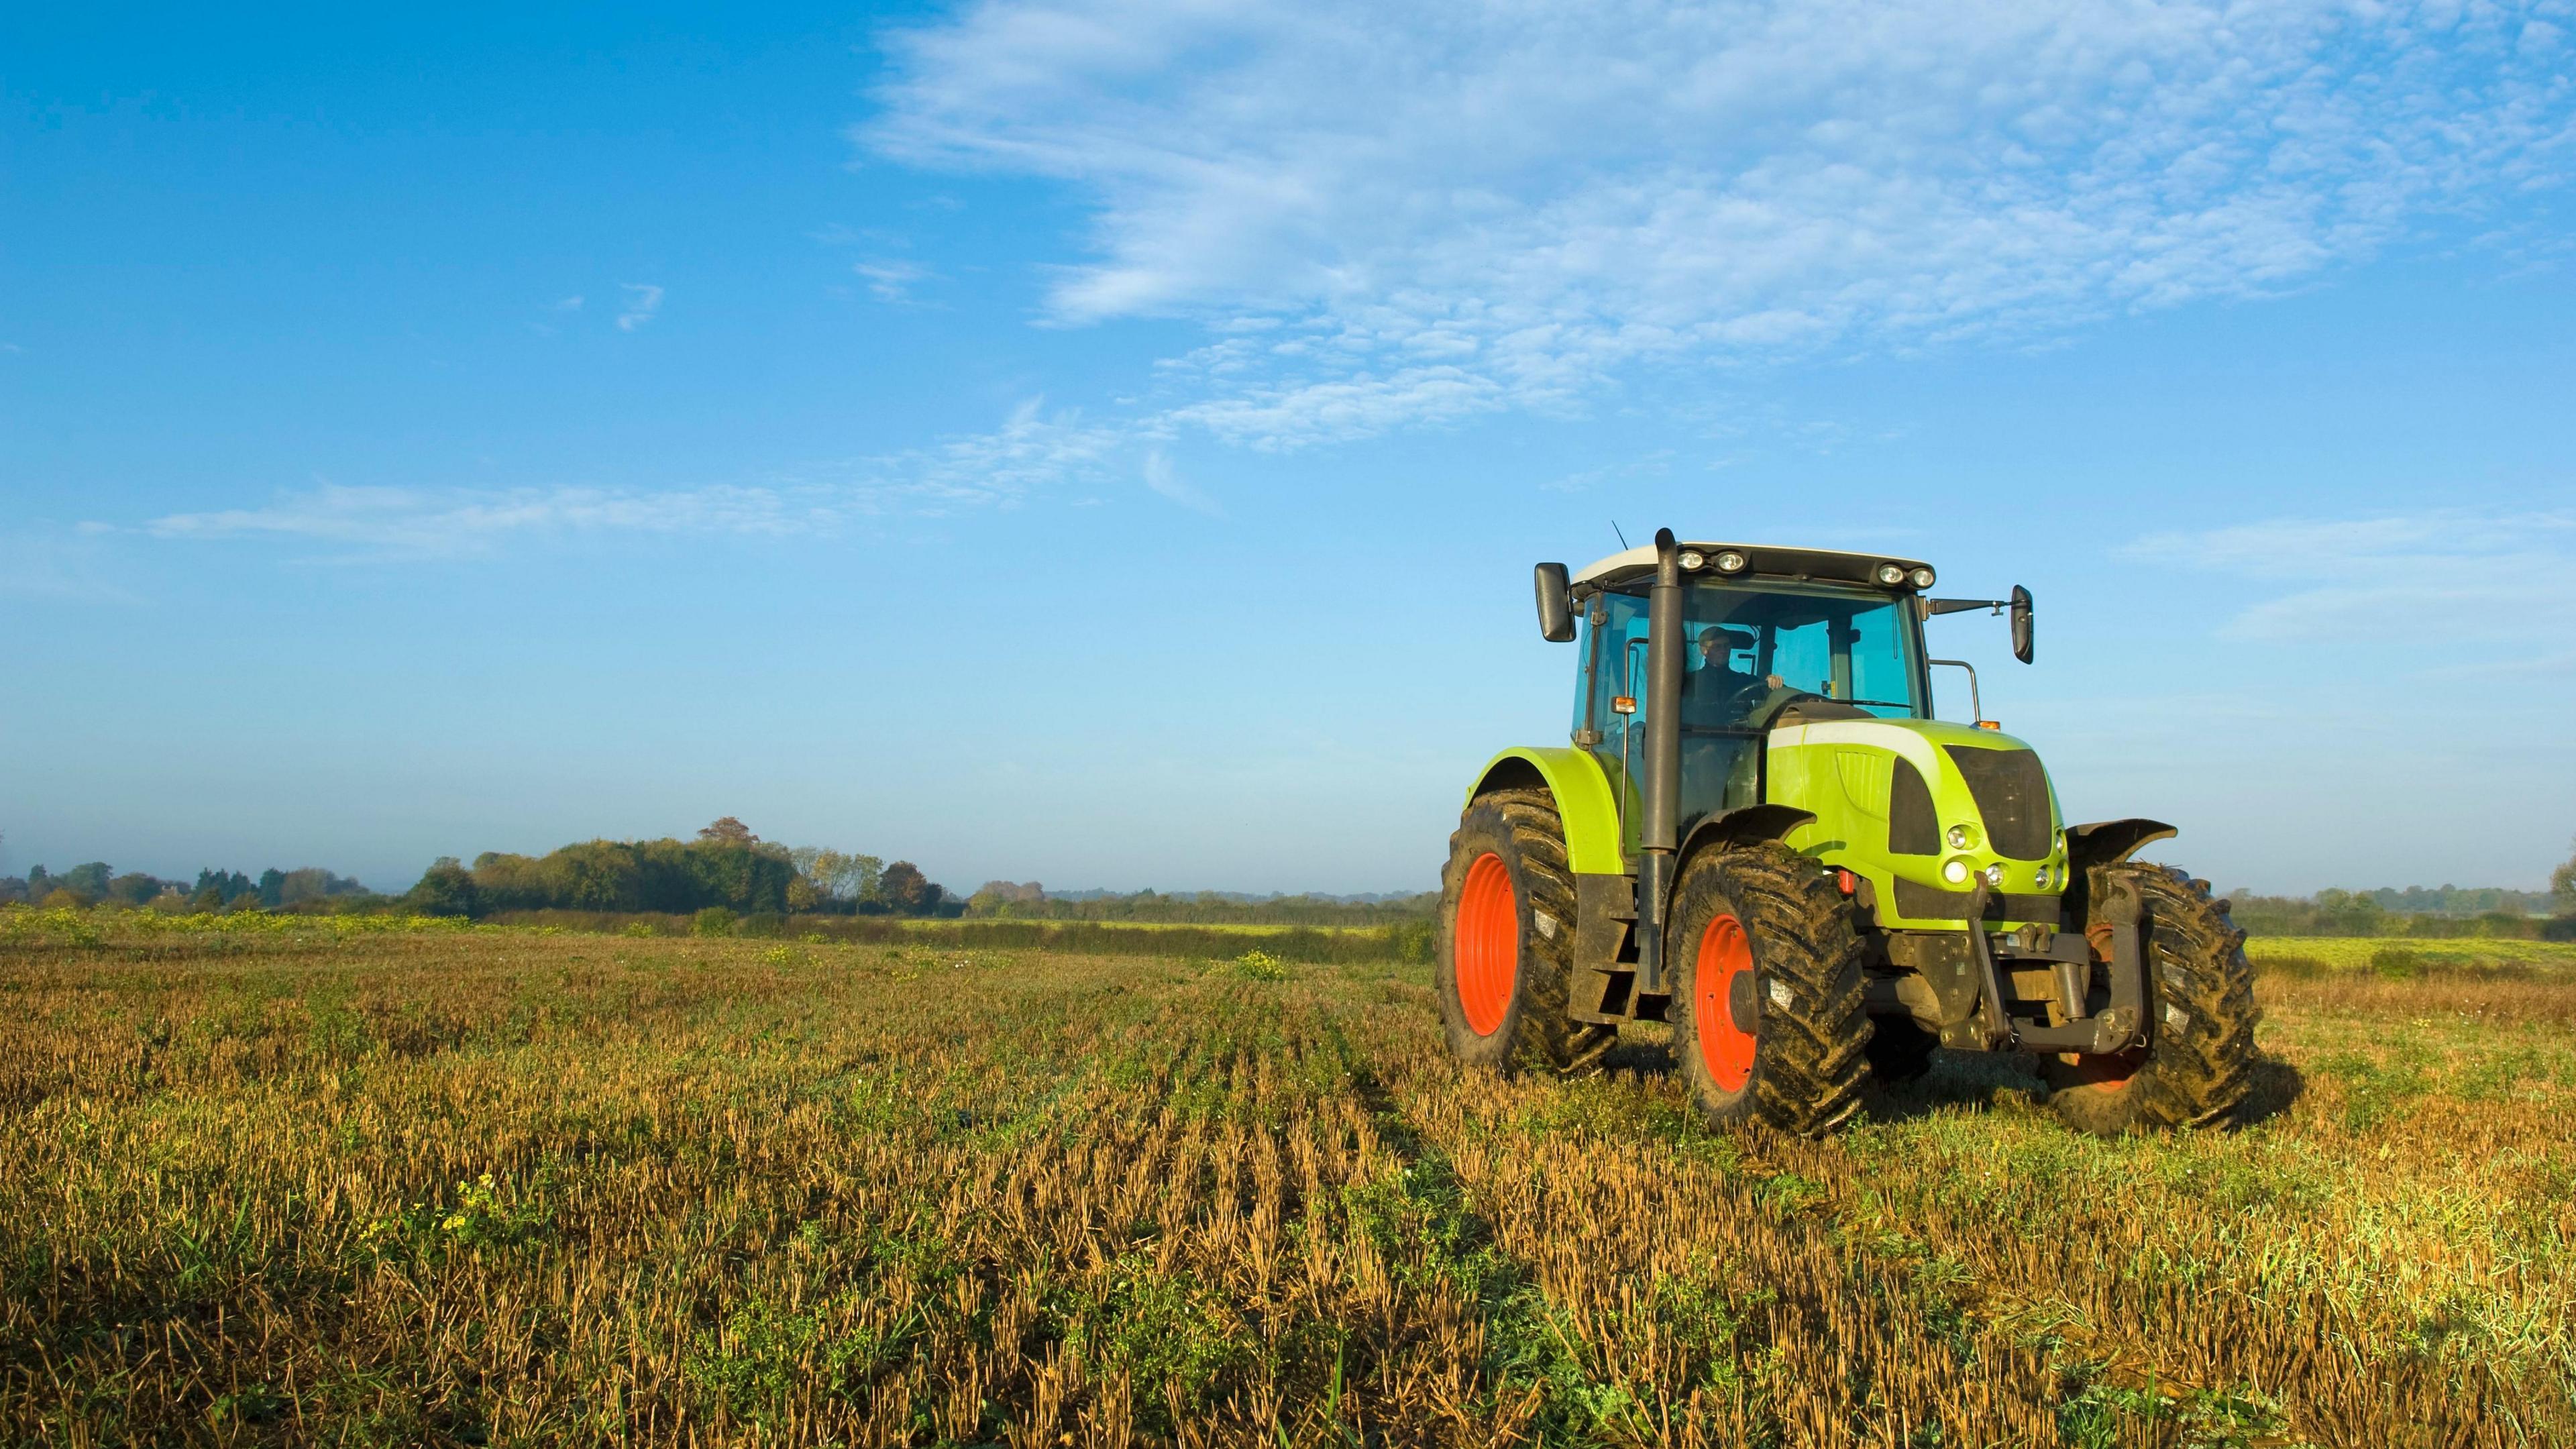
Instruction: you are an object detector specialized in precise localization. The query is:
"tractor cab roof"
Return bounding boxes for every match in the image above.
[1571,543,1935,595]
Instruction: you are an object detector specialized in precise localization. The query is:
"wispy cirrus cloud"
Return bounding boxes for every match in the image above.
[133,5,2576,552]
[1140,449,1222,515]
[2127,505,2576,655]
[140,401,1130,556]
[615,283,664,331]
[869,0,2576,451]
[853,257,937,303]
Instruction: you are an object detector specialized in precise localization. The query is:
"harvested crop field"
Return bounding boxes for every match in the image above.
[3,916,2571,1447]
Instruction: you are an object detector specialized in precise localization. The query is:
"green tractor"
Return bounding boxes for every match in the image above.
[1436,531,2257,1136]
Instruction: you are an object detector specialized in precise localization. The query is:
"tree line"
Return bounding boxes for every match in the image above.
[400,818,956,919]
[2229,842,2576,939]
[0,862,370,911]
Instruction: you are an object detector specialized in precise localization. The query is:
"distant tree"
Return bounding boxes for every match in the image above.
[193,868,254,905]
[107,873,165,906]
[682,836,794,913]
[788,847,883,912]
[258,868,287,908]
[39,888,85,910]
[549,840,647,912]
[468,853,553,914]
[274,867,367,906]
[697,817,759,845]
[60,862,113,903]
[406,857,481,918]
[877,861,943,916]
[2553,837,2576,911]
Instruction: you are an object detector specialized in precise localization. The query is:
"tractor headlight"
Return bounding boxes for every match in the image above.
[1910,566,1935,588]
[1983,863,2006,888]
[1678,549,1705,570]
[2033,864,2052,889]
[1946,823,1978,850]
[1714,550,1747,573]
[1942,858,1971,885]
[1876,563,1907,586]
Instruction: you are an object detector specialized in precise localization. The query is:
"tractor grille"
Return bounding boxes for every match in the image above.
[1892,878,2065,926]
[1945,745,2053,860]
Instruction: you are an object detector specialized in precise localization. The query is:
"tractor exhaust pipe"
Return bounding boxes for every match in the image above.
[1636,528,1686,992]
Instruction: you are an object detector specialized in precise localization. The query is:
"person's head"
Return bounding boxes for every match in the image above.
[1699,627,1754,669]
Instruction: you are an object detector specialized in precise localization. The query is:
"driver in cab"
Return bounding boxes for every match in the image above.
[1680,626,1786,729]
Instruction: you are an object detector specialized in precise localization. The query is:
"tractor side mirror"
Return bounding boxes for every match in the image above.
[2010,585,2034,664]
[1535,563,1576,642]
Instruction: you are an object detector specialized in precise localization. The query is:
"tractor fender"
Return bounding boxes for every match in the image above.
[2065,818,2176,869]
[1680,803,1818,862]
[1468,747,1626,876]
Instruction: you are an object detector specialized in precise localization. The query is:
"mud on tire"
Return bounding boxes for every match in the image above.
[1667,843,1870,1136]
[1436,789,1582,1072]
[2047,864,2260,1136]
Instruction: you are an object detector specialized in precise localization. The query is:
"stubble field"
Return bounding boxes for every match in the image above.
[2,913,2571,1448]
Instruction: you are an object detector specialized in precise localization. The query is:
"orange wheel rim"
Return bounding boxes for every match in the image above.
[1455,853,1517,1036]
[1695,912,1756,1092]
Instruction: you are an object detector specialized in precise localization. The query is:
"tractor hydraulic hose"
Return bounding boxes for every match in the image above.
[1638,527,1686,992]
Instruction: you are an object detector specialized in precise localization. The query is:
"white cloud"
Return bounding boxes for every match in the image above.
[550,295,584,312]
[1140,449,1222,515]
[140,402,1131,556]
[869,0,2576,447]
[854,258,935,303]
[144,481,809,555]
[2127,505,2576,652]
[616,284,664,331]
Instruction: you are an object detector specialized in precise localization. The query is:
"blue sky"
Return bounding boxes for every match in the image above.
[5,1,2573,897]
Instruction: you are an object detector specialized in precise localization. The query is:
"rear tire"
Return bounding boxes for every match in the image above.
[1436,790,1580,1071]
[1667,843,1870,1136]
[2047,864,2259,1134]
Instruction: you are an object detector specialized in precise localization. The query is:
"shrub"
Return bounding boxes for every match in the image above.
[2369,947,2424,980]
[692,907,738,937]
[2543,916,2576,943]
[1381,917,1437,965]
[737,912,788,938]
[1235,949,1289,981]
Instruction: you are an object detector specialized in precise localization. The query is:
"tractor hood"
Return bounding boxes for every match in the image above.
[1766,716,2069,930]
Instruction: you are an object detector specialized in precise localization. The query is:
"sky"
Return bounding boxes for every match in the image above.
[4,0,2573,898]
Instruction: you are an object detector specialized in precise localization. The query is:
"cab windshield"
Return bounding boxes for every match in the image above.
[1686,581,1927,722]
[1576,580,1927,851]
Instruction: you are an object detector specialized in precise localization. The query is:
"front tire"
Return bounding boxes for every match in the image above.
[1667,843,1870,1136]
[2047,864,2259,1134]
[1436,790,1580,1071]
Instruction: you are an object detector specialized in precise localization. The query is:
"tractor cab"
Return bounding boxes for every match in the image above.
[1562,543,1936,858]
